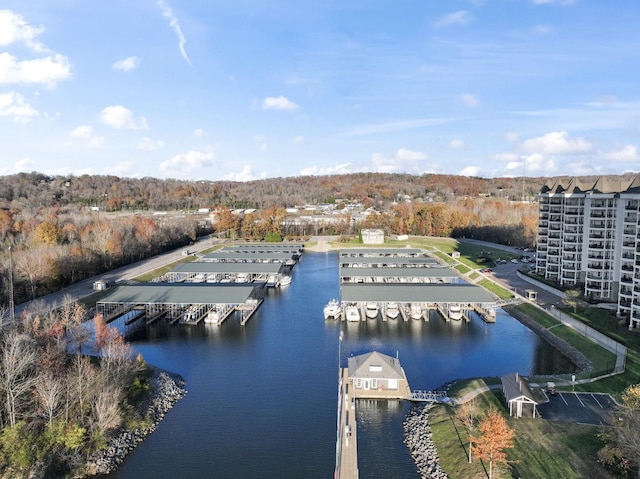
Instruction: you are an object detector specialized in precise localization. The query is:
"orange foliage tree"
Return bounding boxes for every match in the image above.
[470,407,515,479]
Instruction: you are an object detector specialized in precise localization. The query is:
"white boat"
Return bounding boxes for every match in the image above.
[386,302,400,320]
[323,299,342,320]
[365,302,379,319]
[205,307,222,325]
[449,304,463,321]
[410,303,423,320]
[279,275,292,287]
[235,273,249,283]
[345,303,360,322]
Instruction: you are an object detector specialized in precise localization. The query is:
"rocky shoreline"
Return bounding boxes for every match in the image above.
[83,367,186,477]
[404,404,449,479]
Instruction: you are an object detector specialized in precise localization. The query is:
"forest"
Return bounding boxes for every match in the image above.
[0,170,635,308]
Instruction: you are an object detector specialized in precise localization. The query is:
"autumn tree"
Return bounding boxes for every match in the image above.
[562,289,583,313]
[455,398,481,463]
[605,384,640,478]
[0,331,37,427]
[470,407,515,479]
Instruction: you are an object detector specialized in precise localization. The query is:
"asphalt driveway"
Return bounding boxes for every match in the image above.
[537,392,617,425]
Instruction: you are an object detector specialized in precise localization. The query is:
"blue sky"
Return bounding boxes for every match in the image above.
[1,1,639,181]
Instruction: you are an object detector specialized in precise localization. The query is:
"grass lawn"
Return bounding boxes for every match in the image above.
[430,390,609,479]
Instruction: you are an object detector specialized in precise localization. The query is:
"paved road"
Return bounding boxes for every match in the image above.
[13,236,218,318]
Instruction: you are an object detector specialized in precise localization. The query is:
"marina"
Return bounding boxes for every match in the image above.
[107,251,576,479]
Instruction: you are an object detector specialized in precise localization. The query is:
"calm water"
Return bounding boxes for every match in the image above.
[107,251,572,479]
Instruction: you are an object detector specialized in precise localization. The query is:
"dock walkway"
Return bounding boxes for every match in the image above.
[336,367,358,479]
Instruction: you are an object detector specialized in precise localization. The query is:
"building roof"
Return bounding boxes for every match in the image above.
[339,257,439,266]
[348,351,404,380]
[221,243,304,253]
[171,262,282,274]
[339,266,458,278]
[540,175,640,195]
[340,283,495,303]
[501,372,537,404]
[97,283,260,305]
[339,248,424,257]
[202,251,296,261]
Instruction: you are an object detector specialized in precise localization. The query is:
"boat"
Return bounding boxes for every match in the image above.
[409,303,423,320]
[386,302,400,320]
[204,307,222,325]
[365,302,379,319]
[345,303,360,322]
[323,299,342,320]
[279,275,292,287]
[448,304,462,321]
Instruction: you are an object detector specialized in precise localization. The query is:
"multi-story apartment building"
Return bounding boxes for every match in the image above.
[536,176,640,327]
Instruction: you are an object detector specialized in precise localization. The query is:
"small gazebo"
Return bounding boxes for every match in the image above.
[501,372,538,418]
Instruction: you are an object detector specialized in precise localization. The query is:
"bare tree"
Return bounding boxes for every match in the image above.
[455,398,481,463]
[91,385,123,437]
[0,331,37,427]
[35,372,64,426]
[608,384,640,478]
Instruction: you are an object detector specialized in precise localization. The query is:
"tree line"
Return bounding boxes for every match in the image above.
[0,298,145,477]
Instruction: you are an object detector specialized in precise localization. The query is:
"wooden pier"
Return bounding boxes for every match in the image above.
[238,299,264,325]
[335,367,358,479]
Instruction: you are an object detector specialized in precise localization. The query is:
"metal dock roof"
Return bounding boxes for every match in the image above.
[171,262,282,273]
[340,283,495,303]
[339,266,458,278]
[339,257,439,266]
[97,283,260,305]
[339,248,424,256]
[202,251,296,261]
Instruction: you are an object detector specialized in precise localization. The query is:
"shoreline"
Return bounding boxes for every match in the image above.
[83,366,187,477]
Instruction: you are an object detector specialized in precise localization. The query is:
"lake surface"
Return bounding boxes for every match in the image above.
[107,251,573,479]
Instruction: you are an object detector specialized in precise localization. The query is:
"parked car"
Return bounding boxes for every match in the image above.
[511,258,519,264]
[480,268,492,273]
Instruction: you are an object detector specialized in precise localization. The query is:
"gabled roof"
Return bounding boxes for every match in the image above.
[501,372,537,404]
[348,351,404,380]
[97,283,260,305]
[540,175,640,195]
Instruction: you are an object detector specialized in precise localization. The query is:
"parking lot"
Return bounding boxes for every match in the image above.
[537,392,617,425]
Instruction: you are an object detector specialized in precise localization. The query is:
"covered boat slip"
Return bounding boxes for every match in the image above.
[220,243,304,255]
[339,283,495,322]
[96,283,265,326]
[339,256,439,268]
[165,262,284,283]
[339,248,424,258]
[339,266,460,284]
[201,251,297,264]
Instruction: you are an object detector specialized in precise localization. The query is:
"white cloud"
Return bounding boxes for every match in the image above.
[346,118,450,136]
[224,164,267,182]
[193,128,204,137]
[522,131,591,154]
[0,52,71,88]
[300,163,352,176]
[369,148,429,174]
[459,93,479,108]
[156,0,191,65]
[100,105,148,130]
[505,132,520,142]
[0,10,45,52]
[138,137,165,151]
[112,56,140,72]
[88,136,104,148]
[262,96,299,111]
[493,152,520,163]
[69,125,92,139]
[105,161,135,176]
[600,145,640,163]
[159,149,213,178]
[434,10,474,28]
[0,91,38,123]
[68,125,104,148]
[519,153,556,175]
[449,139,466,149]
[15,157,34,172]
[460,166,483,177]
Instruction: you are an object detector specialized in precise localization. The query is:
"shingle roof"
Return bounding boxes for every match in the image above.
[501,372,537,404]
[348,351,404,380]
